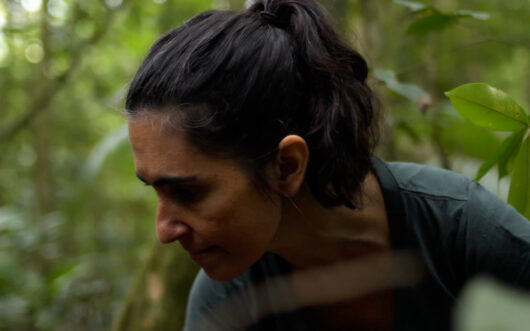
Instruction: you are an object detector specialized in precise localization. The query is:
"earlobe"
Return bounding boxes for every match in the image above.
[275,135,309,197]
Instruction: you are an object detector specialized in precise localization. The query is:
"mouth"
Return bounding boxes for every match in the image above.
[188,245,221,263]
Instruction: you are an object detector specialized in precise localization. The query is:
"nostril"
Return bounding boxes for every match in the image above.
[157,221,191,244]
[173,222,191,237]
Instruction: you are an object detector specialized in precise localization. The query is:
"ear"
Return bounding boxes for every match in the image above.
[271,135,309,197]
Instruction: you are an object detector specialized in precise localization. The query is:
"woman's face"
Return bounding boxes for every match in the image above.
[128,115,282,281]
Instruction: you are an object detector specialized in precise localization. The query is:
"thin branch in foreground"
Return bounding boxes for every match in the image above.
[190,251,424,331]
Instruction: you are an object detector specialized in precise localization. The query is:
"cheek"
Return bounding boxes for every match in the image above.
[196,191,282,281]
[197,186,280,243]
[225,192,281,249]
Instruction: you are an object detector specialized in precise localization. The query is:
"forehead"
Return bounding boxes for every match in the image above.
[128,115,219,181]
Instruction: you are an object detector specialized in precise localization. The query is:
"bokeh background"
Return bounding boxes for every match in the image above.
[0,0,528,330]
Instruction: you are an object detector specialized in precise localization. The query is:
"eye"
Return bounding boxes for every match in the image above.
[170,186,201,204]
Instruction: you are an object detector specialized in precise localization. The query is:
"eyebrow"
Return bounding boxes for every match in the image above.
[136,173,198,187]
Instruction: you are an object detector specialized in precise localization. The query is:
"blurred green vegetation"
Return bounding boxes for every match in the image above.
[0,0,528,330]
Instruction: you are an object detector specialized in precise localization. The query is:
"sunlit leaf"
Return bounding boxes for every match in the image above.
[406,11,454,36]
[508,133,530,219]
[454,9,490,20]
[49,262,78,284]
[393,0,428,12]
[50,263,85,295]
[475,129,525,181]
[445,83,529,132]
[374,69,431,107]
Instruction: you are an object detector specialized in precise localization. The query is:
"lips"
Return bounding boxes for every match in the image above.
[187,245,220,263]
[179,238,212,254]
[187,245,215,255]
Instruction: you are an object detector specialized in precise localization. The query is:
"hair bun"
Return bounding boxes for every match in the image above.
[259,10,280,25]
[249,1,291,28]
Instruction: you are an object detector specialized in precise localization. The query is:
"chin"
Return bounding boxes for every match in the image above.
[202,265,247,282]
[200,254,262,282]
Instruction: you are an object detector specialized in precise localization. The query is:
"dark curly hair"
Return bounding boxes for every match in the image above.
[126,0,379,208]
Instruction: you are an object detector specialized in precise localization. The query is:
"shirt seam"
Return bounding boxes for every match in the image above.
[399,187,469,202]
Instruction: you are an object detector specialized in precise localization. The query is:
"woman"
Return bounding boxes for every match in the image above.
[125,0,530,330]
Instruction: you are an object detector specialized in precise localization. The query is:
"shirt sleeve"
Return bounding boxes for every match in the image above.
[458,181,530,288]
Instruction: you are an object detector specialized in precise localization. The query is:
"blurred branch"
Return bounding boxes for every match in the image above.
[424,36,451,169]
[41,0,51,67]
[0,24,40,34]
[397,37,530,76]
[0,0,133,142]
[452,36,530,50]
[431,114,451,168]
[0,7,14,118]
[111,242,198,331]
[32,0,56,216]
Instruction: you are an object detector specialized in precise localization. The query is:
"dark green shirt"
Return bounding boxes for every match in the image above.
[184,158,530,330]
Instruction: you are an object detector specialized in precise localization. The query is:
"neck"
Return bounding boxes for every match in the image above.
[269,172,391,269]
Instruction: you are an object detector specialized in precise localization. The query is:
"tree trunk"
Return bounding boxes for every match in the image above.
[111,242,198,331]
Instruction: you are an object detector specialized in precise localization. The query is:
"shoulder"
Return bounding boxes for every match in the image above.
[385,161,472,201]
[382,159,529,238]
[378,158,530,287]
[384,160,527,226]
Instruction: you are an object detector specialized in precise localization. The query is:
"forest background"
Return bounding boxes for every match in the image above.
[0,0,528,330]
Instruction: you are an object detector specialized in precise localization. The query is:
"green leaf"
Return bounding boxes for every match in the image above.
[393,0,428,12]
[406,11,455,36]
[508,132,530,219]
[475,129,525,181]
[81,125,129,181]
[445,83,529,132]
[374,69,431,107]
[498,131,526,180]
[454,9,490,20]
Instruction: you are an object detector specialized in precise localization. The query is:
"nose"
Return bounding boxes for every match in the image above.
[156,198,192,244]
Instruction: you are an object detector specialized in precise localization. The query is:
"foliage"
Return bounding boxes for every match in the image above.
[0,0,211,329]
[374,68,431,110]
[394,0,490,37]
[445,84,528,131]
[0,0,528,330]
[446,83,530,218]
